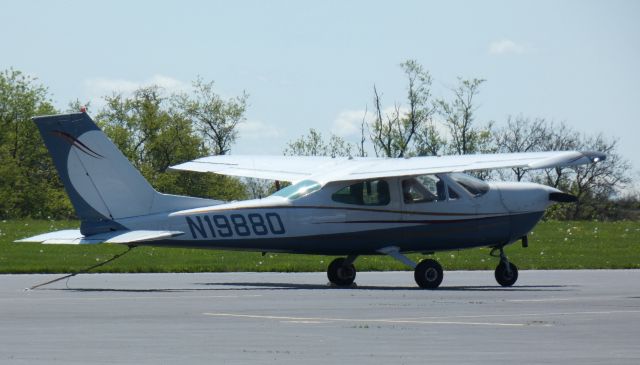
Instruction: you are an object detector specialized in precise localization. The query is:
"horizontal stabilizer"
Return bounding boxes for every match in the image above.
[16,229,184,245]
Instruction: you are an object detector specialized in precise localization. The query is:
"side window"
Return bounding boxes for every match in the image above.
[402,175,447,204]
[449,172,490,197]
[331,180,390,206]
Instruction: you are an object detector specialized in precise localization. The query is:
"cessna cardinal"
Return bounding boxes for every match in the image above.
[18,113,605,289]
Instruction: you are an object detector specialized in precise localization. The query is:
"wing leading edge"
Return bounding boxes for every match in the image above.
[169,151,605,183]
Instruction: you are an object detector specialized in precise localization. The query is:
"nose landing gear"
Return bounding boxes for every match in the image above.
[491,246,519,287]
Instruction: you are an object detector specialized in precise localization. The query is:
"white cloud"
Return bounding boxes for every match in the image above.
[147,75,190,93]
[332,110,373,137]
[83,74,190,98]
[488,39,529,55]
[332,106,418,137]
[237,119,282,140]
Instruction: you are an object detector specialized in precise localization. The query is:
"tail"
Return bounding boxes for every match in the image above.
[33,112,218,235]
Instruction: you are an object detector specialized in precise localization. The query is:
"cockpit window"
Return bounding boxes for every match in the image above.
[402,175,446,204]
[331,179,390,206]
[271,179,321,200]
[449,172,489,197]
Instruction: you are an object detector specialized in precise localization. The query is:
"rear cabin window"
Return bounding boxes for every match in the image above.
[331,180,390,206]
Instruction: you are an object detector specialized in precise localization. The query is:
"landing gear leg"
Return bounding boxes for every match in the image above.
[327,255,358,287]
[491,246,518,287]
[378,246,444,289]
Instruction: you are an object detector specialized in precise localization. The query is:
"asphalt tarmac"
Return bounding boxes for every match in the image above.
[1,270,639,364]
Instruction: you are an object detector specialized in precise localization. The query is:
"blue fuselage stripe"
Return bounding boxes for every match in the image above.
[136,211,543,255]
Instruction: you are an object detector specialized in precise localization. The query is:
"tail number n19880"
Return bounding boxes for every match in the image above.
[186,213,285,239]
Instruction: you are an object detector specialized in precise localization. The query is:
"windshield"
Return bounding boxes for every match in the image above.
[449,172,489,197]
[270,179,321,200]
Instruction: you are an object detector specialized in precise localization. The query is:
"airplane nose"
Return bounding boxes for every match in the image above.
[493,182,566,212]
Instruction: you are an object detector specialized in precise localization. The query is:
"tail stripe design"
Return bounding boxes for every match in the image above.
[51,130,104,159]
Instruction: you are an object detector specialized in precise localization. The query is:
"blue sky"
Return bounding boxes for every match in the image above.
[2,1,639,182]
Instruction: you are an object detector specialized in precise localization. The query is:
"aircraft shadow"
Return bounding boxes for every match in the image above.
[40,288,194,293]
[195,282,575,292]
[36,282,575,293]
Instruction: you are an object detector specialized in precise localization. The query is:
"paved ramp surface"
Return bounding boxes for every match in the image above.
[1,270,639,364]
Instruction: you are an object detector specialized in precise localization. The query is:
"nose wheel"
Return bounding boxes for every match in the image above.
[327,257,357,286]
[491,246,518,287]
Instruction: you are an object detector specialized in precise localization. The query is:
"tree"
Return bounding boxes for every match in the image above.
[414,120,447,156]
[493,115,549,181]
[537,122,581,189]
[370,60,438,157]
[284,128,353,157]
[370,87,400,157]
[357,107,368,157]
[565,134,631,220]
[0,69,70,219]
[438,78,492,155]
[174,78,248,155]
[96,84,247,201]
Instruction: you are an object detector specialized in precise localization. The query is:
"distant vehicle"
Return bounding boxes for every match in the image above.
[18,113,605,288]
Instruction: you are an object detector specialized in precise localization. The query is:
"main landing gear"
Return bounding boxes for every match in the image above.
[414,259,443,289]
[327,249,445,289]
[326,245,519,289]
[327,256,357,286]
[491,246,519,287]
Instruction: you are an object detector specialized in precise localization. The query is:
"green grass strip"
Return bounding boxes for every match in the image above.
[0,219,638,273]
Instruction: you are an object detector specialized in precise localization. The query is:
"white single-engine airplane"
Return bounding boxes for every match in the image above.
[18,112,605,288]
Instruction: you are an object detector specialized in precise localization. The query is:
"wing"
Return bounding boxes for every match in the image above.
[169,151,605,183]
[170,155,358,182]
[16,229,184,245]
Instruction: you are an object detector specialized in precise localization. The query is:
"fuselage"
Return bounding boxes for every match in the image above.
[115,173,559,255]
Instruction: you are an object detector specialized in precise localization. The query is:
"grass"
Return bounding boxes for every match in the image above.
[0,219,639,274]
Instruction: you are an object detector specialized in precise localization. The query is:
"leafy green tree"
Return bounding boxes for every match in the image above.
[438,78,493,155]
[371,60,439,157]
[96,84,246,201]
[414,120,447,156]
[284,128,353,157]
[0,69,72,219]
[174,78,248,155]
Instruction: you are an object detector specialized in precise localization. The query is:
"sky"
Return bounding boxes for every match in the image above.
[2,0,639,184]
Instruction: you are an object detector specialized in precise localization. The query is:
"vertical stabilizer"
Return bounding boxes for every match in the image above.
[33,113,218,234]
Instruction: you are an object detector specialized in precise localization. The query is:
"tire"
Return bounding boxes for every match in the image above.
[414,259,443,289]
[495,262,518,287]
[327,258,356,286]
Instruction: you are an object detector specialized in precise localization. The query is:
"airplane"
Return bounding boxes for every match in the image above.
[18,112,605,289]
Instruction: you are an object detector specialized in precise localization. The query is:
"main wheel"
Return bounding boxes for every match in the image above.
[495,262,518,287]
[327,258,356,286]
[414,259,443,289]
